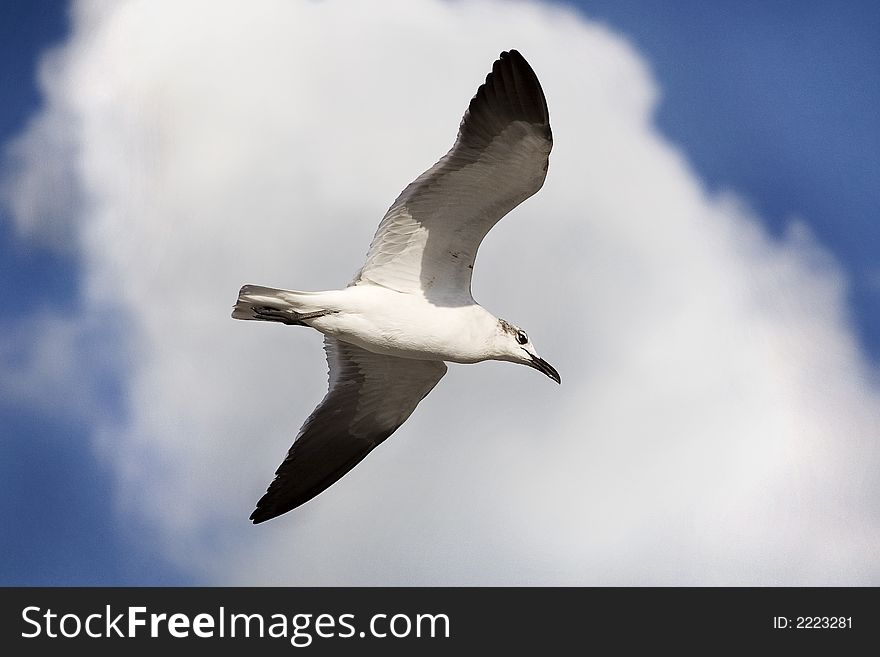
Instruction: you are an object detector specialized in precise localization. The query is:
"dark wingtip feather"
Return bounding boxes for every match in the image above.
[250,507,271,524]
[458,49,551,151]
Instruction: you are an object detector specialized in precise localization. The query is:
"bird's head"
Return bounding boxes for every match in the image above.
[493,319,561,384]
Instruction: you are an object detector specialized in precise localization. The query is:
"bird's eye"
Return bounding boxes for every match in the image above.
[516,330,529,345]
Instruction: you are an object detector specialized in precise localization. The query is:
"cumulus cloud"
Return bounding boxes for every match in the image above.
[5,0,879,584]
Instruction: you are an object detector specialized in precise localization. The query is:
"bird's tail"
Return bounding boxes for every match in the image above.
[232,284,326,325]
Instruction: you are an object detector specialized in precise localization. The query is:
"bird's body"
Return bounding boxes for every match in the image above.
[237,284,502,363]
[233,50,558,523]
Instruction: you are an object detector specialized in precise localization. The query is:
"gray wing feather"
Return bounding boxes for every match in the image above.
[353,50,552,303]
[250,338,446,523]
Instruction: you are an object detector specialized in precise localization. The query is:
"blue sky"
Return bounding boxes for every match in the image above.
[2,1,878,585]
[582,0,880,360]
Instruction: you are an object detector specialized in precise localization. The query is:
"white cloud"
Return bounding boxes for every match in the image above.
[0,310,113,422]
[5,0,879,584]
[2,44,83,250]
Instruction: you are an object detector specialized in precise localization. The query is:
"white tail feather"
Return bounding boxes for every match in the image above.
[232,284,316,321]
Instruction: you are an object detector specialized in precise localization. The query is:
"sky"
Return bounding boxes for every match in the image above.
[1,0,878,586]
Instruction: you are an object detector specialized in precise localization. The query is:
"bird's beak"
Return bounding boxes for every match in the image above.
[526,352,561,384]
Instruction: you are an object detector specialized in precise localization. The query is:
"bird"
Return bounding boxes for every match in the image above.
[233,49,557,523]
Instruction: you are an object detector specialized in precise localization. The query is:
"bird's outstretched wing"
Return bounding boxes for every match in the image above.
[250,337,447,523]
[353,49,552,304]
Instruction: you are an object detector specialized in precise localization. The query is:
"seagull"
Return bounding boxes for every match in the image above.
[233,49,557,523]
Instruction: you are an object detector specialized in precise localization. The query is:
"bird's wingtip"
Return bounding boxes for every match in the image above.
[249,509,269,524]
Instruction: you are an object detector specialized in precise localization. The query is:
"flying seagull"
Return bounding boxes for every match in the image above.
[233,49,557,523]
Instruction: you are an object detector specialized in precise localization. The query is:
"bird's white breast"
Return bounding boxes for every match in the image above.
[306,284,497,364]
